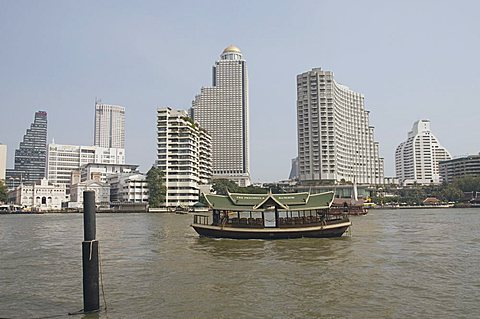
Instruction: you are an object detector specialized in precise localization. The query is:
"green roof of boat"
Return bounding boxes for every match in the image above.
[204,191,334,211]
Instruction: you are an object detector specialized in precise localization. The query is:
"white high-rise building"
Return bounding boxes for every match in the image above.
[94,102,125,149]
[296,68,384,185]
[46,143,125,188]
[0,144,6,181]
[395,120,451,185]
[191,45,250,187]
[157,107,212,207]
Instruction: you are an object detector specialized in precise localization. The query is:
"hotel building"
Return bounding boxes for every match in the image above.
[191,45,250,186]
[157,107,212,207]
[94,102,125,149]
[395,120,451,185]
[296,68,384,185]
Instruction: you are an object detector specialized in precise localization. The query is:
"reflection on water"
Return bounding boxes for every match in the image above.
[1,209,480,318]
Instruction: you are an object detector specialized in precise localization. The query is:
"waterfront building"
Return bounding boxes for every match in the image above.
[191,45,250,187]
[46,143,125,189]
[94,102,125,149]
[395,120,451,185]
[439,154,480,183]
[6,111,48,189]
[296,68,384,185]
[108,172,149,204]
[69,180,110,208]
[0,144,6,181]
[7,178,67,211]
[157,107,212,207]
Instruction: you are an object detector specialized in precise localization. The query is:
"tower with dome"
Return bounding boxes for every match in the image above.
[191,45,250,187]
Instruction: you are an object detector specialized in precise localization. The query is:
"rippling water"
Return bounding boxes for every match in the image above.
[1,209,480,319]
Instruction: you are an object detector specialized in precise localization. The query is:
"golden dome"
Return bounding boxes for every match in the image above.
[222,45,242,54]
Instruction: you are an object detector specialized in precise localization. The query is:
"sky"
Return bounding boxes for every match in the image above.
[1,0,479,183]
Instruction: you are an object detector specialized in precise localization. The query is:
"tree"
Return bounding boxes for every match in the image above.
[453,176,480,193]
[211,179,240,195]
[0,180,7,203]
[146,166,166,208]
[440,184,463,202]
[211,179,268,195]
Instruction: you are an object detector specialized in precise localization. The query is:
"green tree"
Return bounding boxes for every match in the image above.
[453,176,480,193]
[211,179,240,195]
[0,180,7,203]
[146,166,166,208]
[440,184,464,202]
[211,179,269,195]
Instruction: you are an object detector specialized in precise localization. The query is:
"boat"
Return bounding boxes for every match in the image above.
[191,191,351,239]
[329,198,368,216]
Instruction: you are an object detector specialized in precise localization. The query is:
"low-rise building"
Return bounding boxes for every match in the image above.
[69,180,110,208]
[8,178,67,211]
[108,172,149,204]
[79,163,138,183]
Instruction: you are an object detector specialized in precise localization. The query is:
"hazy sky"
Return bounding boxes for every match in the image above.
[1,1,479,182]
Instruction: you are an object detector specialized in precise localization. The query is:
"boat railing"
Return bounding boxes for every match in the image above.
[222,214,347,227]
[193,214,209,225]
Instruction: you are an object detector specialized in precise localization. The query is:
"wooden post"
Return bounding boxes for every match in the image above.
[82,191,99,312]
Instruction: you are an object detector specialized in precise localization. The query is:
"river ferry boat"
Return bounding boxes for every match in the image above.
[191,191,351,239]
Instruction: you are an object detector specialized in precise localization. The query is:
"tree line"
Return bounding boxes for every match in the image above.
[373,176,480,205]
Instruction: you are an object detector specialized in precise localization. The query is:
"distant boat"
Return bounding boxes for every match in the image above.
[329,198,368,216]
[191,191,351,239]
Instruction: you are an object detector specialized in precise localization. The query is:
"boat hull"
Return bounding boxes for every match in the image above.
[191,221,351,240]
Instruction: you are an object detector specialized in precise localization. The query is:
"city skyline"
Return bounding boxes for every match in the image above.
[1,1,480,182]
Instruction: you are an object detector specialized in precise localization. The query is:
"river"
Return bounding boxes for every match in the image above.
[1,208,479,319]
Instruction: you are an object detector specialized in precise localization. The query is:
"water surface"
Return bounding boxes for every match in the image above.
[1,209,479,318]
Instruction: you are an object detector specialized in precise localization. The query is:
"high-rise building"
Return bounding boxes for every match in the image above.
[6,111,48,188]
[46,143,125,188]
[191,45,250,187]
[289,157,299,180]
[157,107,212,207]
[94,102,125,149]
[296,68,384,185]
[395,120,451,185]
[0,144,6,181]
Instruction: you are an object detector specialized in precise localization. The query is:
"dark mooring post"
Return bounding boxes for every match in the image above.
[82,191,100,312]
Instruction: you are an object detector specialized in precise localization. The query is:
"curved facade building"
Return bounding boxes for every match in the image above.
[395,120,451,185]
[296,68,384,184]
[191,45,250,187]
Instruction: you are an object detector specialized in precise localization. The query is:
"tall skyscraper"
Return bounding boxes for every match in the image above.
[395,120,451,185]
[157,107,212,207]
[191,45,250,187]
[296,68,384,185]
[6,111,48,188]
[0,144,6,181]
[94,102,125,149]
